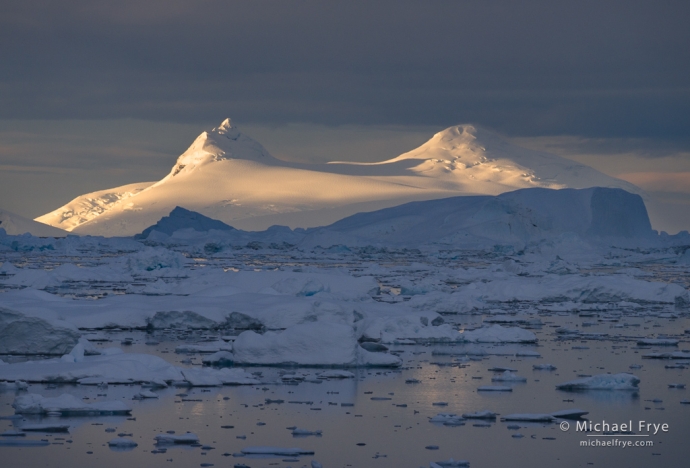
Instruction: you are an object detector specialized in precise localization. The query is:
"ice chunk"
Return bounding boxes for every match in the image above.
[461,410,497,419]
[241,446,315,456]
[550,409,589,419]
[291,428,322,436]
[359,342,389,352]
[533,364,557,370]
[232,322,401,367]
[430,458,470,467]
[202,351,235,366]
[642,351,690,359]
[108,437,138,447]
[477,386,512,392]
[13,393,131,415]
[20,423,70,433]
[0,307,80,355]
[317,370,355,379]
[462,325,537,343]
[155,432,199,444]
[501,413,556,422]
[429,413,464,424]
[556,373,640,391]
[133,390,159,399]
[637,339,679,346]
[491,371,527,382]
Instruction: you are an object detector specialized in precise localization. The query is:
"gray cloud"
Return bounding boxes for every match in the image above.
[1,1,688,137]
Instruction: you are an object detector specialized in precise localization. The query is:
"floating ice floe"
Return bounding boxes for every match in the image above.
[155,432,199,444]
[241,446,315,456]
[430,459,470,467]
[556,373,640,391]
[637,339,679,346]
[642,351,690,359]
[461,410,497,419]
[231,322,401,367]
[429,413,465,425]
[477,386,512,392]
[133,390,159,399]
[291,428,322,436]
[501,413,556,422]
[359,341,390,352]
[108,437,138,447]
[491,371,527,382]
[462,325,537,344]
[13,393,131,415]
[550,409,589,419]
[20,423,70,432]
[533,364,557,371]
[317,370,355,379]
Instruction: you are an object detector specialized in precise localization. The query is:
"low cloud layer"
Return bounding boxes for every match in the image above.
[2,1,688,137]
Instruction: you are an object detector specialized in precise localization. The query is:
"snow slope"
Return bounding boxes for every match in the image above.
[0,208,67,237]
[36,119,641,236]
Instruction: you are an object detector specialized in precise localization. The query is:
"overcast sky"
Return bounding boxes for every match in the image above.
[1,1,689,232]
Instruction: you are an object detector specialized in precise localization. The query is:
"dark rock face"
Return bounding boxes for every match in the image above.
[136,206,235,239]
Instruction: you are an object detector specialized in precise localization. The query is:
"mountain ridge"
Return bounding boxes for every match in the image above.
[36,119,643,236]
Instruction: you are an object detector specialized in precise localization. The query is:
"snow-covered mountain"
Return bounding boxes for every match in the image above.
[36,119,642,236]
[0,208,68,237]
